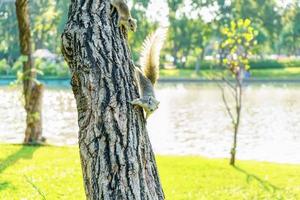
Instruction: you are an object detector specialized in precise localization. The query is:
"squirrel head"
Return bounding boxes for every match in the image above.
[130,96,160,119]
[128,18,137,32]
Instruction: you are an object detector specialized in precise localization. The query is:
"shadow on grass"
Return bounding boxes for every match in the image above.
[0,182,11,191]
[0,145,40,175]
[233,166,282,198]
[0,145,41,193]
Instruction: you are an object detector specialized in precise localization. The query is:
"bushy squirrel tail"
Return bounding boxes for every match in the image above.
[139,27,167,85]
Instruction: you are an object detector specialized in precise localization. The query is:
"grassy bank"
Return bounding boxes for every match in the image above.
[0,145,300,199]
[1,68,300,82]
[160,68,300,79]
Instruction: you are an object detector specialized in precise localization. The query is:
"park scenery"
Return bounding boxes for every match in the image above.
[1,0,300,199]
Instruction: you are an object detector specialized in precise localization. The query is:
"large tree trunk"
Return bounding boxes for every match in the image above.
[16,0,44,144]
[61,1,164,199]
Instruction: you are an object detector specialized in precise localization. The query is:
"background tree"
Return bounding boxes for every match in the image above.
[1,0,300,75]
[128,0,156,62]
[190,19,212,72]
[280,2,300,55]
[166,0,185,68]
[61,0,164,199]
[15,0,44,144]
[30,0,59,51]
[218,19,257,166]
[0,0,19,65]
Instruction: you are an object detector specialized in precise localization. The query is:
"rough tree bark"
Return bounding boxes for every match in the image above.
[15,0,44,144]
[61,1,164,199]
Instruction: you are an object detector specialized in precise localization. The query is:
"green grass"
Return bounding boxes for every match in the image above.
[160,69,209,79]
[0,145,300,199]
[160,68,300,79]
[251,68,300,79]
[2,68,300,81]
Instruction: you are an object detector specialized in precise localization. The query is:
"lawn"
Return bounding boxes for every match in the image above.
[160,68,300,79]
[0,145,300,199]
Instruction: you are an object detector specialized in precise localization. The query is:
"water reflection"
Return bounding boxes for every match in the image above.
[0,84,299,164]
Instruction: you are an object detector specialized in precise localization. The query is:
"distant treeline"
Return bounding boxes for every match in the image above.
[1,59,300,77]
[0,0,300,71]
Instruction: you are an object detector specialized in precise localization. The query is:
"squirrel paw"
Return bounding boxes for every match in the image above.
[130,96,159,118]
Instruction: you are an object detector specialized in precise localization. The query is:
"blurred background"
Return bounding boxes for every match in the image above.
[0,0,300,164]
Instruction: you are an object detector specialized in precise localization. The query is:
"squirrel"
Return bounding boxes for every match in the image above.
[130,28,167,119]
[110,0,137,32]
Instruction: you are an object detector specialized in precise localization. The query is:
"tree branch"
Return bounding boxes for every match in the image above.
[217,82,236,125]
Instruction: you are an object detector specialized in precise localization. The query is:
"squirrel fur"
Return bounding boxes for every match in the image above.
[110,0,137,32]
[130,28,167,118]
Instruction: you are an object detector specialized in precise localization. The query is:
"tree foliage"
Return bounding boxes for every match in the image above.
[220,19,257,75]
[0,0,300,71]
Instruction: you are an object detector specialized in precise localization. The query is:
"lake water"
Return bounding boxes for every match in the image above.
[0,83,300,164]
